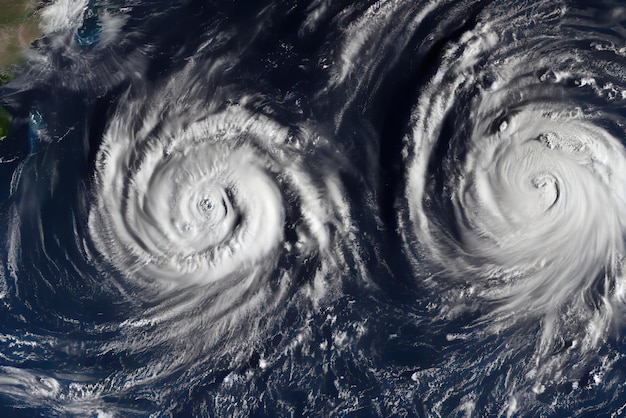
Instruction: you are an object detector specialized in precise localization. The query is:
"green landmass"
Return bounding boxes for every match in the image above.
[0,0,34,24]
[0,0,41,68]
[0,0,43,137]
[0,106,9,137]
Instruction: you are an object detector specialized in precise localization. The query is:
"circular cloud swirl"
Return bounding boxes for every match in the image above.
[399,6,626,388]
[452,104,626,312]
[91,109,289,289]
[86,73,349,379]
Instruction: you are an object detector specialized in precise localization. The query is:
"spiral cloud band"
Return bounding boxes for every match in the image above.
[398,3,626,392]
[84,67,351,388]
[90,109,289,288]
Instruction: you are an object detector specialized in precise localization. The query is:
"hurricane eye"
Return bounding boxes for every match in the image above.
[199,197,215,212]
[197,192,227,223]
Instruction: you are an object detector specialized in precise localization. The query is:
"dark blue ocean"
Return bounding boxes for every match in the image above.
[2,0,626,416]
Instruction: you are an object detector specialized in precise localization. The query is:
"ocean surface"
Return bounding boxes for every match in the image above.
[1,0,626,416]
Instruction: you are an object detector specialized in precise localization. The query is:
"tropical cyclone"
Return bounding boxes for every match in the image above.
[398,0,626,405]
